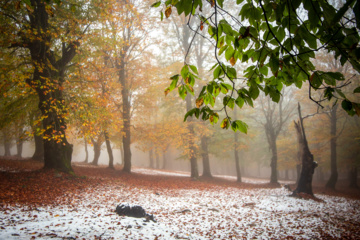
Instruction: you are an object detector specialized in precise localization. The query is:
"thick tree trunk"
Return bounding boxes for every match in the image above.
[326,104,338,189]
[296,164,301,184]
[24,0,78,173]
[83,138,89,163]
[32,134,44,161]
[149,148,154,168]
[349,167,358,188]
[186,94,198,179]
[293,104,317,196]
[201,135,212,178]
[91,138,101,166]
[104,131,114,169]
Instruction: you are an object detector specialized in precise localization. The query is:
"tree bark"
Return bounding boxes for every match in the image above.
[201,135,212,178]
[149,148,154,168]
[104,131,114,169]
[32,134,44,161]
[186,94,198,179]
[24,0,78,173]
[234,127,242,182]
[91,137,102,166]
[162,150,167,169]
[118,57,132,173]
[293,104,317,196]
[269,140,278,184]
[83,138,89,163]
[16,139,23,158]
[326,104,338,189]
[155,147,160,169]
[3,130,11,157]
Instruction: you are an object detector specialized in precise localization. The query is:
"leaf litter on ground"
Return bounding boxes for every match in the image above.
[0,158,359,239]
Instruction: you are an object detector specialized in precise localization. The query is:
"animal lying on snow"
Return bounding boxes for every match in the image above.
[115,203,156,222]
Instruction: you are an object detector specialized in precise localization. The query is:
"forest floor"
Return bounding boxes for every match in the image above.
[0,157,359,239]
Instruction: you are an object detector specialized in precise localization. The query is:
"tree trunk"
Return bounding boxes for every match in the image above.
[326,104,338,189]
[162,150,167,169]
[186,94,198,179]
[32,134,44,161]
[234,129,242,182]
[293,104,317,196]
[24,0,78,173]
[296,164,301,184]
[149,148,154,168]
[104,131,114,169]
[83,138,89,163]
[155,147,160,169]
[91,138,101,166]
[3,131,11,157]
[118,59,132,173]
[349,167,358,188]
[16,140,23,158]
[201,135,212,178]
[285,169,289,180]
[269,139,278,184]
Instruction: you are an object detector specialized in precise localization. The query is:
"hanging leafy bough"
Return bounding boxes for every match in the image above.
[152,0,360,133]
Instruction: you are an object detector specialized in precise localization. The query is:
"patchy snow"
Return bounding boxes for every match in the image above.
[1,181,359,239]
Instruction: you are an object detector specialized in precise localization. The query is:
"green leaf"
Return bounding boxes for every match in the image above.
[219,45,228,56]
[269,54,279,76]
[354,87,360,93]
[151,1,161,8]
[169,79,178,90]
[235,96,245,108]
[341,99,353,111]
[181,65,189,79]
[249,84,260,99]
[178,85,187,100]
[189,65,199,75]
[232,120,248,134]
[170,74,180,81]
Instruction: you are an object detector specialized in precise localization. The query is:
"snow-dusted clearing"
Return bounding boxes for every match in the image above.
[1,168,360,239]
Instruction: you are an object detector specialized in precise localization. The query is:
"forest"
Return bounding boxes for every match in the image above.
[0,0,360,239]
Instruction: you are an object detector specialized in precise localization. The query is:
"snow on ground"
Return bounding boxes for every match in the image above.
[1,183,359,239]
[132,167,295,185]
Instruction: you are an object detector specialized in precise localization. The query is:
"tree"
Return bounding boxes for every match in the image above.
[256,89,294,183]
[293,103,317,196]
[0,0,100,173]
[153,0,360,132]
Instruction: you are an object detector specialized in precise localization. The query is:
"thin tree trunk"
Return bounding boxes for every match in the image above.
[285,169,289,180]
[83,138,89,163]
[269,139,278,184]
[234,129,242,182]
[326,104,338,189]
[162,150,167,169]
[186,94,198,179]
[201,135,212,178]
[118,59,132,173]
[3,131,11,157]
[104,131,114,169]
[149,147,154,168]
[293,103,317,196]
[349,167,358,188]
[155,147,160,169]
